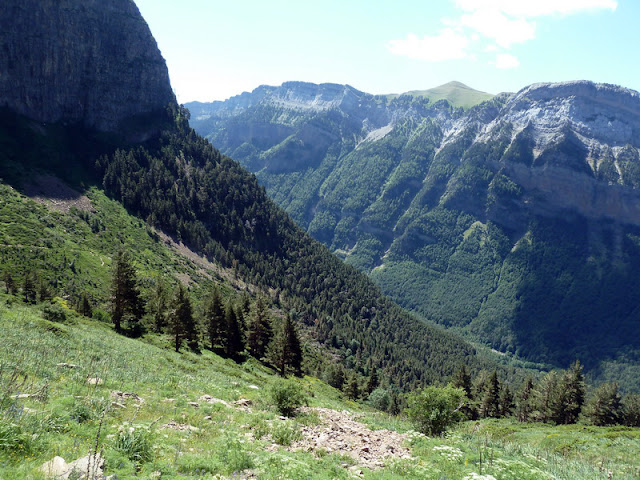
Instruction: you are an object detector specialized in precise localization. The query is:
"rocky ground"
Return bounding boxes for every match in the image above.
[266,407,412,471]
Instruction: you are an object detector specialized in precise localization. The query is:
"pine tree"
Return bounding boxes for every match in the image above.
[3,271,15,295]
[78,293,93,318]
[623,394,640,427]
[479,370,501,418]
[111,250,144,334]
[584,383,623,426]
[365,368,379,395]
[23,271,36,304]
[170,284,197,353]
[533,370,560,423]
[559,360,586,424]
[325,364,345,390]
[205,287,226,352]
[273,313,303,376]
[344,373,360,400]
[38,277,52,302]
[451,363,473,398]
[225,303,244,360]
[499,385,515,417]
[516,377,535,422]
[247,296,273,360]
[149,281,169,333]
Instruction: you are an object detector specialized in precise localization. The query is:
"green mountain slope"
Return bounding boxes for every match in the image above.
[3,302,639,479]
[387,81,495,109]
[187,81,640,391]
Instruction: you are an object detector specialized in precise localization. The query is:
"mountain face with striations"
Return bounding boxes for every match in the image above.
[188,81,640,388]
[0,0,175,139]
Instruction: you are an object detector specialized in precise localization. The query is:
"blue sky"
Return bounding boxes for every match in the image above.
[134,0,638,103]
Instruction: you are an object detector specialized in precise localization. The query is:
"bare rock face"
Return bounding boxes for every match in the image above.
[0,0,175,137]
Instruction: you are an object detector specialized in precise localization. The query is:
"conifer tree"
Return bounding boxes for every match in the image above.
[533,370,560,423]
[170,284,197,353]
[78,293,93,318]
[366,368,379,395]
[247,296,273,360]
[623,394,640,427]
[149,281,169,333]
[344,373,360,400]
[225,303,245,360]
[559,360,586,424]
[235,305,247,342]
[38,276,52,302]
[3,271,15,295]
[479,370,501,418]
[516,377,535,422]
[205,287,226,352]
[23,271,36,304]
[325,364,345,390]
[111,250,144,334]
[451,363,473,398]
[584,383,623,426]
[273,313,303,376]
[499,385,515,417]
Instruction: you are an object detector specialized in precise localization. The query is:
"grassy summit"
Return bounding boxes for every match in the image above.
[387,81,495,109]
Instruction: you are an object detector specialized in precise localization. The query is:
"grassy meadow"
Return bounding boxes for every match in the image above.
[1,300,638,480]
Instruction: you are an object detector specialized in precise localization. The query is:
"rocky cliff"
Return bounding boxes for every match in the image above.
[0,0,175,137]
[188,80,640,383]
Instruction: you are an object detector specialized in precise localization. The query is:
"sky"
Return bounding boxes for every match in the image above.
[134,0,639,103]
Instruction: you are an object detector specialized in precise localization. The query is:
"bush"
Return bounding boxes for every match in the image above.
[113,422,154,463]
[406,385,467,436]
[43,302,68,323]
[269,378,307,417]
[271,420,301,446]
[368,388,391,412]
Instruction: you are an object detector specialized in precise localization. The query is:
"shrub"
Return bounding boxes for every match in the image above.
[271,421,301,446]
[269,378,307,417]
[113,422,154,463]
[368,388,391,412]
[43,302,68,323]
[406,385,467,436]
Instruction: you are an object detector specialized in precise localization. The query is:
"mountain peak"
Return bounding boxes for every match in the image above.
[390,81,494,109]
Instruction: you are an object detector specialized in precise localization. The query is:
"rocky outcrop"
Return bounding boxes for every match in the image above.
[0,0,175,137]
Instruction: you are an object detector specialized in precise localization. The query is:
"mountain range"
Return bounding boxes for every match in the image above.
[0,0,515,391]
[187,80,640,389]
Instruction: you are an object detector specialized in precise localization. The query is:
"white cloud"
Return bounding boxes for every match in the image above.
[387,29,469,61]
[388,0,617,63]
[492,53,520,69]
[455,0,618,17]
[460,9,536,48]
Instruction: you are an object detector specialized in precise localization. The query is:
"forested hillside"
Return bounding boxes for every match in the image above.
[188,81,640,391]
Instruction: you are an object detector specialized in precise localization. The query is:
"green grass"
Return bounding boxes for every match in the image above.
[386,81,495,109]
[0,300,638,479]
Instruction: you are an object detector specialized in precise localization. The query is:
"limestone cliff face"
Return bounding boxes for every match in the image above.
[464,81,640,228]
[0,0,175,136]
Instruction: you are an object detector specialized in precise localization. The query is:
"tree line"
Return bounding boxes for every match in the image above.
[110,249,303,376]
[410,361,640,433]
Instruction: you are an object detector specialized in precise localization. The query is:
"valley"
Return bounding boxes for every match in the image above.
[0,0,639,478]
[188,81,640,389]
